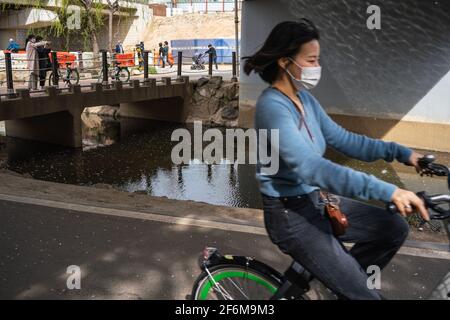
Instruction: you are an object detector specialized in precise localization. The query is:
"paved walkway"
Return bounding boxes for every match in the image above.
[0,173,448,300]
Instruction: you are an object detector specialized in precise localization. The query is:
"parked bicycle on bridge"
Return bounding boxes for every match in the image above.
[97,53,132,83]
[48,52,79,86]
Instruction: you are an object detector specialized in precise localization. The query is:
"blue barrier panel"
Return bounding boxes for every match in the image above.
[171,38,240,64]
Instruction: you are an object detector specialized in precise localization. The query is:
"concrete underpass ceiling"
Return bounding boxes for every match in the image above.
[0,8,57,29]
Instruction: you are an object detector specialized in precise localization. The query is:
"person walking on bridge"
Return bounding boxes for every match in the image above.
[158,42,166,68]
[163,41,173,68]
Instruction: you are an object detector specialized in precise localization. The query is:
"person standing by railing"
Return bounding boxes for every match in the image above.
[6,38,20,53]
[35,36,52,90]
[205,44,218,70]
[25,34,48,90]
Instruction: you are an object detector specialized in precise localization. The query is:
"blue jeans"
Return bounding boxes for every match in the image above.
[262,191,409,300]
[158,55,166,67]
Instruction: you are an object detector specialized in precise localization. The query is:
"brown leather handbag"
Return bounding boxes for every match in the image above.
[320,192,349,236]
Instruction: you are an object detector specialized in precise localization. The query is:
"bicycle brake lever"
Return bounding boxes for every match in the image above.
[416,216,442,232]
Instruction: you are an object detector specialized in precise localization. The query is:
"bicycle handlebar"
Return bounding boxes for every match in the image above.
[387,155,450,221]
[388,193,450,220]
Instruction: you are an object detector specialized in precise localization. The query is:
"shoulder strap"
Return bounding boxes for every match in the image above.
[271,87,315,142]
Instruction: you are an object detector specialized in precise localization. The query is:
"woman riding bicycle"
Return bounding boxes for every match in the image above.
[244,19,430,300]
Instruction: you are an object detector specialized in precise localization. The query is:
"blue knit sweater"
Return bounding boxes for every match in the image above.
[254,87,413,203]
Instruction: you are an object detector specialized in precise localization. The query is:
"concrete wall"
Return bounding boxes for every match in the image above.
[0,1,152,52]
[239,0,450,151]
[0,7,58,29]
[166,2,239,16]
[0,29,27,51]
[5,109,83,148]
[0,29,16,50]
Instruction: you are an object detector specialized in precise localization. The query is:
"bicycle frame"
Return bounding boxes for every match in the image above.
[62,67,71,81]
[113,66,127,79]
[50,62,78,85]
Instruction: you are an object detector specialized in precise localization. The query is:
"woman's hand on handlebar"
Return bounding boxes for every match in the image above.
[391,188,430,221]
[406,151,425,173]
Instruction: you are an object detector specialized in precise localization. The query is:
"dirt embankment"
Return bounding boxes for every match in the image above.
[140,12,237,53]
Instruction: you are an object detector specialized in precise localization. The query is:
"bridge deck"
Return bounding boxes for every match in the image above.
[0,77,190,122]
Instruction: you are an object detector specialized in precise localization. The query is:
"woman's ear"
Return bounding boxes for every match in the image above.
[277,57,290,70]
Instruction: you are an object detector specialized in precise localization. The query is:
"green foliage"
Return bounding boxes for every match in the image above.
[0,0,44,12]
[148,66,157,74]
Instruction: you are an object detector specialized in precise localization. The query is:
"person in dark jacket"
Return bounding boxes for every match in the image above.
[163,41,173,68]
[35,36,51,89]
[158,42,165,68]
[205,44,218,70]
[115,41,124,54]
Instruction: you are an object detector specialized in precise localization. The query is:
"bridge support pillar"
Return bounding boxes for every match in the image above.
[5,108,84,148]
[120,78,192,123]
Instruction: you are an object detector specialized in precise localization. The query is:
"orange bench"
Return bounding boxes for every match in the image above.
[49,52,77,68]
[114,53,135,67]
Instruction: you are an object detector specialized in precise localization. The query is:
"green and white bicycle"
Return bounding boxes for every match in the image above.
[191,155,450,300]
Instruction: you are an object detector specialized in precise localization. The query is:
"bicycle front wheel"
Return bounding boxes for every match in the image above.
[48,70,62,86]
[118,68,130,82]
[67,69,79,85]
[192,265,281,300]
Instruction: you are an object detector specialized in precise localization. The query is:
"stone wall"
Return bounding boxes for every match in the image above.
[186,76,239,127]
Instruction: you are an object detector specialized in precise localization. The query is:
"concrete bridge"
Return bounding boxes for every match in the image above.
[0,77,192,148]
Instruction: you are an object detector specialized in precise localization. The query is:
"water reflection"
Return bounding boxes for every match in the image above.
[2,116,449,210]
[0,121,5,136]
[4,115,262,208]
[0,129,6,167]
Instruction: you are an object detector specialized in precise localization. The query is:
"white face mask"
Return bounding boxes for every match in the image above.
[285,58,322,91]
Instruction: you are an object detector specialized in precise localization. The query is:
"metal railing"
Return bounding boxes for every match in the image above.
[0,50,238,95]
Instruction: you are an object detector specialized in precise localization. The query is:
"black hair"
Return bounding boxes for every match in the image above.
[164,41,168,45]
[243,19,320,84]
[159,42,162,46]
[35,35,43,42]
[25,34,35,48]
